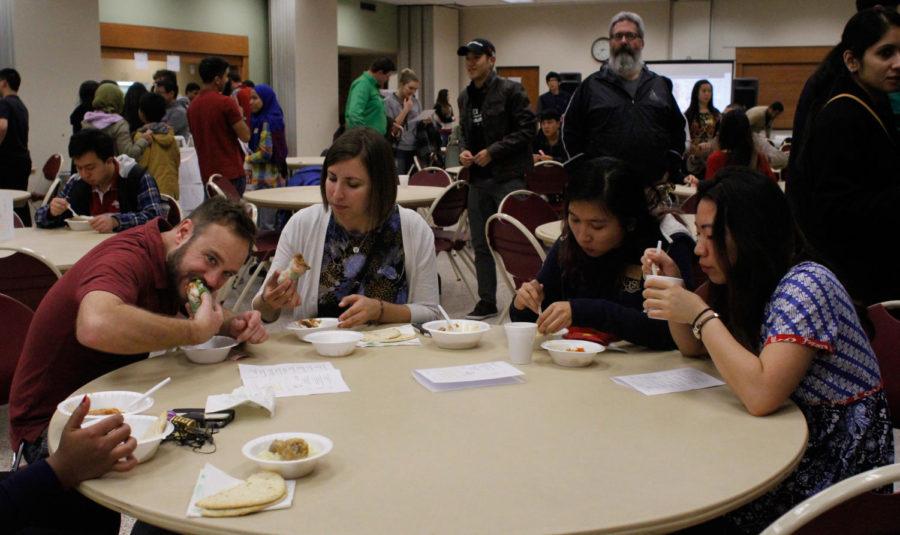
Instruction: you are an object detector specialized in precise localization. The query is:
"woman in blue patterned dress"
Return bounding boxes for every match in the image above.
[640,167,893,533]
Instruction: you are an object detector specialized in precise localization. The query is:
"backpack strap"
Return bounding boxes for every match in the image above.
[825,93,893,143]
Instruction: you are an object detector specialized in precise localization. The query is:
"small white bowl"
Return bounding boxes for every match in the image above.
[242,432,333,479]
[304,330,364,357]
[57,391,154,418]
[182,336,237,364]
[286,317,340,342]
[65,216,94,231]
[540,340,605,367]
[422,319,491,349]
[83,414,174,463]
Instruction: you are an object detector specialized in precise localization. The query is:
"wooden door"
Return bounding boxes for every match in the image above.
[497,66,540,113]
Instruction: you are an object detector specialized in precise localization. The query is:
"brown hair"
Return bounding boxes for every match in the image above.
[398,68,419,87]
[320,127,398,229]
[188,196,257,249]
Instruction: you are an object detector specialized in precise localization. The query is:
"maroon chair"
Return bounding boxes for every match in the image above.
[485,213,547,295]
[0,247,62,311]
[206,173,242,202]
[498,189,560,235]
[867,302,900,428]
[159,194,182,227]
[425,181,476,301]
[456,166,470,183]
[408,168,452,187]
[42,153,62,182]
[526,161,569,214]
[13,213,25,228]
[0,293,33,405]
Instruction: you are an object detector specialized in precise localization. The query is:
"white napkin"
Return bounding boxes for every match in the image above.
[205,386,276,417]
[186,463,296,517]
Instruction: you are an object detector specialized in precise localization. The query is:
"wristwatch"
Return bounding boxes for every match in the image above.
[692,312,720,340]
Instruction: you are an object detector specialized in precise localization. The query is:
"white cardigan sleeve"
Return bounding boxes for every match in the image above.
[400,207,441,323]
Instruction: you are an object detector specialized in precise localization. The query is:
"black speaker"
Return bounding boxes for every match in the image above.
[732,78,759,109]
[559,72,582,95]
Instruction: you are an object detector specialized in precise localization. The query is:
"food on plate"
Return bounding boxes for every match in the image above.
[362,327,416,343]
[565,346,586,353]
[438,323,481,333]
[88,408,121,416]
[296,318,321,329]
[277,253,311,284]
[197,471,286,516]
[142,411,169,439]
[187,278,210,314]
[261,438,310,461]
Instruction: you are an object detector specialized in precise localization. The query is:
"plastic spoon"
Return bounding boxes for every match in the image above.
[437,305,455,332]
[122,377,171,413]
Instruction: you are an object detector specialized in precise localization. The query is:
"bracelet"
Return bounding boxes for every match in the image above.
[693,312,721,341]
[691,307,714,329]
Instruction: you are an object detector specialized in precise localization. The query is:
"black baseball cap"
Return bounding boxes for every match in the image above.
[457,38,496,57]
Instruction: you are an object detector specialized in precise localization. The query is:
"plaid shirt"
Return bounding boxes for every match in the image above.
[35,165,163,231]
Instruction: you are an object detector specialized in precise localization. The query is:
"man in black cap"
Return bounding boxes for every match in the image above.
[538,71,571,116]
[457,38,536,320]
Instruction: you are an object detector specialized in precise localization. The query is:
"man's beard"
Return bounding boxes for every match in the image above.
[166,241,196,307]
[609,46,643,77]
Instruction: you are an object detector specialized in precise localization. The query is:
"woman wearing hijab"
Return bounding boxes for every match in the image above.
[246,83,289,229]
[81,82,143,157]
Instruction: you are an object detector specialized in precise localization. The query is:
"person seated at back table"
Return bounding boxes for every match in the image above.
[641,168,893,533]
[10,197,267,475]
[532,109,567,163]
[510,157,695,349]
[702,109,776,183]
[2,397,138,534]
[253,127,441,327]
[34,128,164,233]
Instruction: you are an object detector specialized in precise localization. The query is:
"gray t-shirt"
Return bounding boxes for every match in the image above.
[622,78,640,99]
[384,93,422,151]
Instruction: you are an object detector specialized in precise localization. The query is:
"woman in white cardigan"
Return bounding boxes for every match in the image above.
[253,127,440,327]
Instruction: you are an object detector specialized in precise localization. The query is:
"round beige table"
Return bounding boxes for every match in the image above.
[285,156,325,170]
[444,166,462,176]
[535,220,563,246]
[0,226,113,271]
[244,185,445,210]
[49,327,806,535]
[1,188,31,206]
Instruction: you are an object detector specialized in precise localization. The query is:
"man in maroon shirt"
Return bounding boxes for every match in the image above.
[187,56,251,193]
[9,197,267,466]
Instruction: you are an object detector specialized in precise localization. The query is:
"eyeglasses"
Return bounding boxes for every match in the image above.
[611,32,641,42]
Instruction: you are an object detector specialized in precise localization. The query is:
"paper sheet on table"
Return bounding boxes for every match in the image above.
[413,361,525,392]
[239,363,349,397]
[205,386,276,416]
[186,463,295,518]
[610,367,725,396]
[358,324,421,347]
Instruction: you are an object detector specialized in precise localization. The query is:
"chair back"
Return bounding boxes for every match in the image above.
[409,168,452,187]
[13,213,24,228]
[526,161,569,197]
[426,181,469,228]
[0,293,33,405]
[206,174,241,201]
[160,194,182,226]
[498,190,559,234]
[456,166,470,183]
[681,192,699,214]
[42,153,62,181]
[867,302,900,428]
[0,246,62,311]
[485,213,547,290]
[41,177,62,207]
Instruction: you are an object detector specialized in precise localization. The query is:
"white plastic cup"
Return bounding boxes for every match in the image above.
[504,322,537,364]
[643,275,685,320]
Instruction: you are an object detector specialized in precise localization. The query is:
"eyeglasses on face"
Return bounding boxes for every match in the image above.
[611,32,641,42]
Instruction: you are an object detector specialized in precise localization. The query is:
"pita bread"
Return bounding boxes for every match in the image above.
[362,327,418,343]
[199,490,286,517]
[196,471,286,510]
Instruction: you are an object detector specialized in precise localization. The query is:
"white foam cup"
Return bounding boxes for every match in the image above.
[643,275,685,319]
[504,322,537,364]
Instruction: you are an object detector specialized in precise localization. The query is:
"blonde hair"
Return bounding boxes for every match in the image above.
[398,68,419,87]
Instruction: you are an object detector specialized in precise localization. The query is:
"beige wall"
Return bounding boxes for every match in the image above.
[432,6,460,121]
[295,0,339,156]
[12,0,102,194]
[672,0,711,60]
[338,0,398,53]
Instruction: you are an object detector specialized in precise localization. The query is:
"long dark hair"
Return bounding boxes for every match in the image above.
[717,109,755,169]
[78,80,99,107]
[123,82,149,133]
[321,127,398,229]
[559,157,659,291]
[698,168,810,350]
[684,79,720,129]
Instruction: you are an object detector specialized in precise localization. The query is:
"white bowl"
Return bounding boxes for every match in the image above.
[540,340,605,367]
[182,336,237,364]
[83,414,174,463]
[65,216,94,231]
[422,319,490,349]
[304,330,364,357]
[57,390,154,418]
[286,317,340,342]
[242,432,333,479]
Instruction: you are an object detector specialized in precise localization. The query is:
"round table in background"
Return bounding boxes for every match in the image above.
[243,185,444,211]
[49,327,807,535]
[0,226,113,271]
[444,166,462,176]
[1,188,31,206]
[535,220,563,247]
[285,156,325,170]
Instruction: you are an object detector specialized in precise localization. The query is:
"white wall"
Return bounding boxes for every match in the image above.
[338,0,398,53]
[672,0,711,60]
[432,5,460,119]
[12,0,102,194]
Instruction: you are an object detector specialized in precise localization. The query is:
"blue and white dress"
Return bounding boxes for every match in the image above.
[726,262,894,533]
